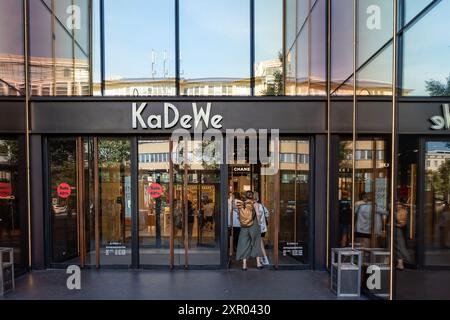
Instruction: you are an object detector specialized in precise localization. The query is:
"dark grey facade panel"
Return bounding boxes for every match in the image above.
[330,99,450,134]
[399,101,450,134]
[7,98,450,135]
[330,100,392,133]
[0,101,26,133]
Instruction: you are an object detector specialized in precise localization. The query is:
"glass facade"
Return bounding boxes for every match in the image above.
[402,0,450,96]
[0,0,25,96]
[285,0,326,95]
[103,0,175,96]
[179,0,250,96]
[0,0,447,97]
[29,0,91,96]
[1,0,450,301]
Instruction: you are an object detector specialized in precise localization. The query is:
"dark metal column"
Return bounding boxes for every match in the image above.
[220,138,228,268]
[175,0,180,95]
[131,137,139,268]
[169,140,174,269]
[314,135,327,270]
[93,137,100,268]
[250,0,255,96]
[99,0,105,95]
[30,135,45,270]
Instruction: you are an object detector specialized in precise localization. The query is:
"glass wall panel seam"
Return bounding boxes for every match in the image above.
[286,0,319,54]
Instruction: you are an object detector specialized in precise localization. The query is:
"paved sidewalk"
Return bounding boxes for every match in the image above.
[1,269,363,300]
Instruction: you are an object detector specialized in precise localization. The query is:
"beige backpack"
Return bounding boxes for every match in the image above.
[236,200,254,228]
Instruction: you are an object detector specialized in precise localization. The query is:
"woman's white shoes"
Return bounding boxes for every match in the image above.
[261,256,270,265]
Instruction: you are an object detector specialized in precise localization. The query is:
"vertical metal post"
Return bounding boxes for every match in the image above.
[88,0,93,96]
[282,0,286,95]
[51,0,56,95]
[175,0,180,95]
[294,140,298,241]
[326,0,331,268]
[389,0,399,301]
[183,139,188,268]
[250,0,255,96]
[169,139,174,269]
[131,137,139,268]
[93,137,100,268]
[351,0,357,249]
[23,0,32,268]
[370,140,377,248]
[77,137,86,267]
[71,0,76,96]
[274,138,280,269]
[221,139,229,268]
[99,0,105,95]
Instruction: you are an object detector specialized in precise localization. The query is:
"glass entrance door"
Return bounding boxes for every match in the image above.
[48,136,223,268]
[48,136,132,267]
[0,138,26,272]
[424,140,450,266]
[97,138,132,265]
[227,137,312,268]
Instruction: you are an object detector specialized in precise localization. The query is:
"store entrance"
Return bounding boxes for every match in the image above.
[48,137,132,267]
[227,138,313,270]
[398,136,450,268]
[47,137,222,268]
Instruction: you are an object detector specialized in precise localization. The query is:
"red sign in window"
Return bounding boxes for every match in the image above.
[149,183,163,198]
[0,182,12,198]
[57,183,72,199]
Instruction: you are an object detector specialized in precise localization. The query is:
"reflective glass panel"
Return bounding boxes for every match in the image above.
[48,138,79,263]
[138,139,171,265]
[0,0,24,96]
[98,138,132,265]
[104,0,175,96]
[279,140,311,265]
[424,141,450,266]
[254,0,283,96]
[179,0,250,96]
[0,138,25,271]
[402,0,450,96]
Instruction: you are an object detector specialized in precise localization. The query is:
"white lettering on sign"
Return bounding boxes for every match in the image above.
[132,102,223,130]
[430,104,450,130]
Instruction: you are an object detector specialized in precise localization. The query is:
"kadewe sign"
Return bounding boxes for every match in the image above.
[132,102,223,130]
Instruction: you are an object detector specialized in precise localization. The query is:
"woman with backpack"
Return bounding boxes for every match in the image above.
[235,191,264,271]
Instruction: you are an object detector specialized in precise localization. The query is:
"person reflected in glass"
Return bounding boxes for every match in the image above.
[355,192,372,248]
[202,197,215,232]
[228,192,241,253]
[439,201,450,249]
[235,191,264,271]
[339,200,352,247]
[395,202,411,270]
[187,199,195,246]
